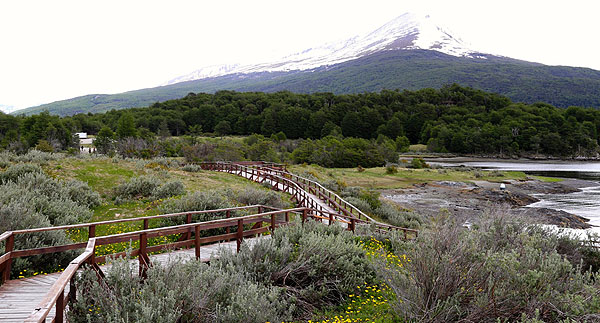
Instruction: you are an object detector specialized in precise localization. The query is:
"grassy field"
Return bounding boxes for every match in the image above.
[39,156,292,255]
[288,164,543,189]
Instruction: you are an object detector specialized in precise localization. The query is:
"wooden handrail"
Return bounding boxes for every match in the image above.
[10,205,267,235]
[22,207,306,322]
[25,238,96,323]
[259,165,377,222]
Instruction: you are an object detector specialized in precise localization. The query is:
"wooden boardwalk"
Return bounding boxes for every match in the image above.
[0,162,415,322]
[0,237,264,322]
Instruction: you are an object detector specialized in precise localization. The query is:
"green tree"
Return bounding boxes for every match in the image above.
[395,136,410,152]
[116,113,137,138]
[214,120,232,136]
[94,126,116,155]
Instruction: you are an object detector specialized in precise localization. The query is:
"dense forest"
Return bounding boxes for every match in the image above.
[2,85,600,164]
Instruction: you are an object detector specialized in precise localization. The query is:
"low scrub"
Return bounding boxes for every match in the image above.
[68,256,291,323]
[68,220,373,322]
[0,168,99,277]
[228,187,287,209]
[113,176,185,202]
[376,212,600,322]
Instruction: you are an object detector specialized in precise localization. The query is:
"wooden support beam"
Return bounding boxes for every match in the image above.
[194,226,201,260]
[2,233,14,283]
[236,219,243,252]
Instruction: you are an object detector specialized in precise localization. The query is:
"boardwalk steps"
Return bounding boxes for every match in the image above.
[0,161,417,322]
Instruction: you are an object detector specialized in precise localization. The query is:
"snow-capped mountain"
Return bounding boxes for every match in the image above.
[165,12,479,85]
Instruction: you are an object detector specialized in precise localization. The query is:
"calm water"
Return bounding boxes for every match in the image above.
[428,159,600,234]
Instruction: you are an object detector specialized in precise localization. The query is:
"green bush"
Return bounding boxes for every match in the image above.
[68,256,292,323]
[181,164,203,172]
[373,201,423,229]
[229,187,287,209]
[0,163,44,183]
[385,164,398,174]
[214,220,374,315]
[409,158,428,169]
[151,181,186,200]
[377,213,600,322]
[113,175,161,200]
[0,170,98,277]
[67,220,372,322]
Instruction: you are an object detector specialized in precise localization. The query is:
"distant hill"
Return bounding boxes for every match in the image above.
[15,12,600,116]
[15,50,600,116]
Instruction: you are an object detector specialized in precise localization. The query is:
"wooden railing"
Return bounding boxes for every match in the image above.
[0,160,418,322]
[201,162,400,225]
[255,164,379,222]
[0,205,275,286]
[17,205,409,322]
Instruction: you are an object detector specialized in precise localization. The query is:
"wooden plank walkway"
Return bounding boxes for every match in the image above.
[0,237,265,322]
[0,162,402,322]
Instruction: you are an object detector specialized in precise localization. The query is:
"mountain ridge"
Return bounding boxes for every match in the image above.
[166,13,477,85]
[12,13,600,116]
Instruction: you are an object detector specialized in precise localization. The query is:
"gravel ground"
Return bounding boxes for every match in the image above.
[381,179,594,229]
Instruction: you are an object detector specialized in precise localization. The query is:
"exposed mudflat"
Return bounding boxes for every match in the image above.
[382,179,593,229]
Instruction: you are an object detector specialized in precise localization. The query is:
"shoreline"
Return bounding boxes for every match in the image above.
[382,178,595,230]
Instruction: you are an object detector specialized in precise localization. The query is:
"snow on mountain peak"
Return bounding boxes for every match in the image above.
[165,13,476,85]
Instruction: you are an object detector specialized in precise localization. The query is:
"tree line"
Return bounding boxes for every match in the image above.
[2,84,600,158]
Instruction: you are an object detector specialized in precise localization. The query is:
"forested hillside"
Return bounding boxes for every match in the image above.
[16,50,600,116]
[2,85,600,160]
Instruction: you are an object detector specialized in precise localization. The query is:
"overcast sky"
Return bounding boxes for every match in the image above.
[1,0,598,110]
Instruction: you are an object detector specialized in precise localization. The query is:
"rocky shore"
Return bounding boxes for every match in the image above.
[382,179,594,229]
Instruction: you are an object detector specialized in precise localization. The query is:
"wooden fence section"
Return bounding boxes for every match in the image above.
[0,205,272,286]
[200,161,414,227]
[0,160,417,322]
[16,205,407,323]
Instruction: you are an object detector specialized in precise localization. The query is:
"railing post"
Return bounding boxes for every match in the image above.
[69,278,76,306]
[270,213,276,231]
[258,205,263,214]
[302,209,308,223]
[285,211,289,223]
[194,226,201,260]
[2,233,14,282]
[404,229,408,241]
[329,213,334,226]
[350,219,356,232]
[225,210,231,239]
[88,224,96,238]
[56,289,64,323]
[236,219,243,252]
[139,232,148,279]
[143,218,149,230]
[186,213,192,240]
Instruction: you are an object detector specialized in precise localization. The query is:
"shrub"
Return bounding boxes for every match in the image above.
[321,179,347,192]
[409,158,428,169]
[34,139,54,152]
[151,181,186,200]
[68,256,293,323]
[181,164,203,172]
[385,164,398,174]
[344,196,374,215]
[113,175,161,200]
[377,212,600,322]
[229,187,287,209]
[214,220,374,315]
[0,171,98,277]
[0,163,44,183]
[0,203,76,277]
[14,150,63,163]
[373,201,423,229]
[356,165,365,172]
